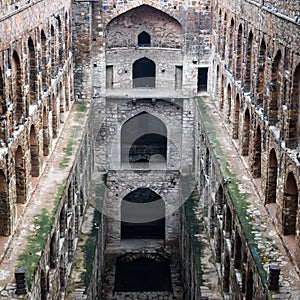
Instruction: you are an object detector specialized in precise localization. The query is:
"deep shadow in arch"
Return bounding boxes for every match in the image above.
[121,112,167,165]
[121,188,165,239]
[138,31,151,47]
[115,254,172,292]
[133,57,155,88]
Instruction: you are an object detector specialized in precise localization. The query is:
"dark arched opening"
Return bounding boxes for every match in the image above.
[15,146,27,203]
[121,188,165,239]
[30,125,40,177]
[241,109,250,156]
[282,172,298,235]
[0,170,9,235]
[115,255,172,292]
[121,112,167,165]
[133,58,155,88]
[266,148,277,204]
[138,31,151,47]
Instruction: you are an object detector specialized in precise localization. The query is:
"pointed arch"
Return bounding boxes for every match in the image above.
[121,111,167,164]
[133,57,156,88]
[221,13,227,59]
[41,30,48,89]
[282,172,298,235]
[121,188,165,239]
[244,31,253,93]
[15,145,27,203]
[251,126,262,178]
[235,24,243,80]
[257,39,266,107]
[269,50,282,125]
[228,18,234,70]
[52,93,58,138]
[105,4,184,49]
[216,184,224,215]
[30,125,40,177]
[232,93,240,139]
[28,37,37,105]
[50,25,56,76]
[225,84,231,123]
[43,106,50,156]
[138,31,151,47]
[64,11,69,53]
[12,51,23,123]
[265,148,277,204]
[241,109,250,156]
[57,15,63,66]
[219,74,224,110]
[286,64,300,148]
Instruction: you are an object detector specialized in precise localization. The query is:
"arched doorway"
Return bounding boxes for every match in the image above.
[266,148,277,204]
[121,188,165,239]
[282,172,298,235]
[15,146,27,203]
[241,109,250,156]
[287,64,300,148]
[251,126,261,178]
[133,58,155,88]
[232,94,240,139]
[30,125,40,177]
[121,112,167,165]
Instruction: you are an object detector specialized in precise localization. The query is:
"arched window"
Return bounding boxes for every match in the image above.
[282,172,298,235]
[133,57,156,88]
[138,31,151,47]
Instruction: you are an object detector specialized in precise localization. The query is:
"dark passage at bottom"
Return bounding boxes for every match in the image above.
[115,256,172,292]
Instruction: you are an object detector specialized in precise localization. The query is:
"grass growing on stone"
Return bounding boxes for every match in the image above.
[59,126,80,169]
[81,209,101,290]
[195,96,268,287]
[76,102,87,113]
[17,184,65,289]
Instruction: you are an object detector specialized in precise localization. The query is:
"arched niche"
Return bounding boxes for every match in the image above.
[121,188,165,239]
[121,111,167,165]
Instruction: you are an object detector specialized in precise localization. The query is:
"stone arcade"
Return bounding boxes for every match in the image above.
[0,0,300,299]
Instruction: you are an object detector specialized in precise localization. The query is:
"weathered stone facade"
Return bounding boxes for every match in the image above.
[1,0,300,299]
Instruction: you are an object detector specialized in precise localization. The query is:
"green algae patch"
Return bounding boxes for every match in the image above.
[17,184,65,289]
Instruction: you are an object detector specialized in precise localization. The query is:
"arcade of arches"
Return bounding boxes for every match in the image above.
[0,0,300,299]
